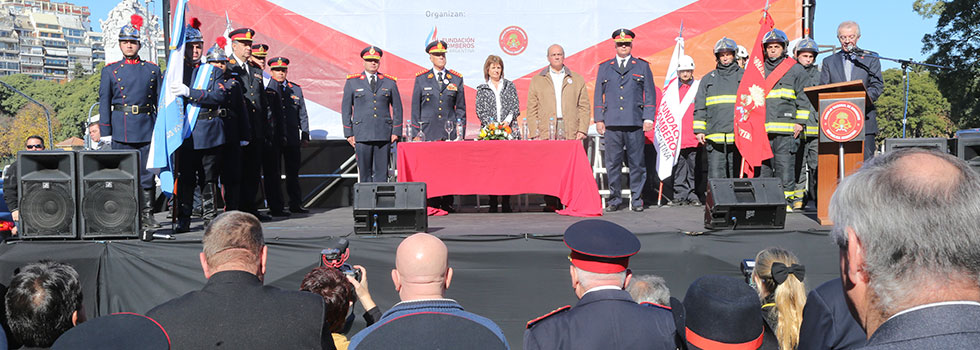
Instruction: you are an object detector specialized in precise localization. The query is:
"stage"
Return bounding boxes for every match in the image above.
[0,204,837,349]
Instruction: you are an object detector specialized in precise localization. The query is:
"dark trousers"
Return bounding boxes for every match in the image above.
[282,144,303,208]
[865,133,876,160]
[641,143,665,203]
[239,142,263,214]
[355,141,391,183]
[176,145,221,218]
[262,143,284,213]
[761,134,799,204]
[111,141,153,189]
[673,148,699,202]
[221,142,243,211]
[706,141,740,179]
[604,126,646,208]
[794,136,818,204]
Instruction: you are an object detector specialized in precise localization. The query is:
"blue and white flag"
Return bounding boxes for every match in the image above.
[185,64,214,130]
[147,0,188,195]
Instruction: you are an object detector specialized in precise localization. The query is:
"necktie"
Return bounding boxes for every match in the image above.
[438,72,444,89]
[370,75,377,91]
[843,54,853,81]
[620,59,626,70]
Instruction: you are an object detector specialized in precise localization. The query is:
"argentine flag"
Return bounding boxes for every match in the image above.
[147,0,188,195]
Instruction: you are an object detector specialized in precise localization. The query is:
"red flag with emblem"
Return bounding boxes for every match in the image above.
[733,9,777,178]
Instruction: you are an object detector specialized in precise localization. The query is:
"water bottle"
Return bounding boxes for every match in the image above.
[521,118,529,140]
[455,118,465,141]
[548,117,556,140]
[556,118,565,140]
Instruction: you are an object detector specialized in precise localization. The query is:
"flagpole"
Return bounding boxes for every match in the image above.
[657,182,663,206]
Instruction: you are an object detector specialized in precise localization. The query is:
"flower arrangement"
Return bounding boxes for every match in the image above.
[478,122,513,140]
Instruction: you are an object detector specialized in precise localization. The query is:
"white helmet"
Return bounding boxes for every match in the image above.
[677,55,695,71]
[736,45,749,59]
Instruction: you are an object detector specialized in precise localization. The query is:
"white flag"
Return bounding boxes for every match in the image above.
[653,36,697,181]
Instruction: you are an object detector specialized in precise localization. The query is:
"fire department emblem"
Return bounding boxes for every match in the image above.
[499,26,528,56]
[821,101,864,142]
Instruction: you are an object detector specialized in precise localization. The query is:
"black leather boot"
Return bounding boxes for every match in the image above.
[202,182,217,228]
[142,189,161,229]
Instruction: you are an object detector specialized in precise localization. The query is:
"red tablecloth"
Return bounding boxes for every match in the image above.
[397,140,602,217]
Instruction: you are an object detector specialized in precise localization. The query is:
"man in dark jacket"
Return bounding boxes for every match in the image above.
[267,57,311,213]
[820,21,883,160]
[2,135,46,237]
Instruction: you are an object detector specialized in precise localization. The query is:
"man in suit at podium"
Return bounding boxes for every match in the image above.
[820,21,883,160]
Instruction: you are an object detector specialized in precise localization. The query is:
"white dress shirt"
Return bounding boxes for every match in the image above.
[549,67,564,120]
[487,78,504,121]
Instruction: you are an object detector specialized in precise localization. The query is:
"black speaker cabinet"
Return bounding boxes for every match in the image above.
[884,137,949,154]
[77,150,140,239]
[704,178,786,230]
[957,136,980,173]
[17,151,77,239]
[353,182,427,234]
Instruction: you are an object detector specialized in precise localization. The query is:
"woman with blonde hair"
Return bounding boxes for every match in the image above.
[752,247,807,350]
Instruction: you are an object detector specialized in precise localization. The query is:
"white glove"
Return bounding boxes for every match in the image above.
[503,113,513,125]
[100,136,112,143]
[239,140,249,146]
[171,84,190,97]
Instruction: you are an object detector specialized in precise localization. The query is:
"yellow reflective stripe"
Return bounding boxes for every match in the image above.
[765,122,797,132]
[796,110,810,120]
[705,133,736,143]
[766,88,796,99]
[784,191,796,198]
[693,120,707,130]
[805,126,819,135]
[706,95,736,106]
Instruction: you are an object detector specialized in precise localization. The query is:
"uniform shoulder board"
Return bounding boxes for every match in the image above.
[105,60,121,67]
[601,58,616,66]
[382,73,398,81]
[634,57,649,63]
[415,69,430,77]
[229,59,237,65]
[526,305,571,329]
[448,69,462,77]
[347,73,363,80]
[640,301,672,311]
[145,60,159,66]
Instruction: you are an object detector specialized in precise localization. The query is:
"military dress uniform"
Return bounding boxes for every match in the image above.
[261,71,288,216]
[410,40,466,141]
[524,220,676,350]
[759,30,813,209]
[342,46,403,183]
[593,29,657,211]
[266,57,311,212]
[227,28,273,219]
[217,57,251,212]
[98,19,162,229]
[693,37,744,179]
[794,39,820,209]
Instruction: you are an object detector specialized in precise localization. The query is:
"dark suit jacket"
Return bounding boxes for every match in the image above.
[863,303,980,349]
[819,51,884,134]
[229,57,269,144]
[146,270,333,349]
[267,79,310,147]
[798,278,867,350]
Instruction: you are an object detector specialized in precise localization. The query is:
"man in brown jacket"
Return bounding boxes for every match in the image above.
[527,44,591,142]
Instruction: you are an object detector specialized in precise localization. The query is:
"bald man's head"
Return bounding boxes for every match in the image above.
[392,233,453,301]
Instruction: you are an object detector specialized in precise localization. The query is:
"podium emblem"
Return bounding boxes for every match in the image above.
[821,101,864,142]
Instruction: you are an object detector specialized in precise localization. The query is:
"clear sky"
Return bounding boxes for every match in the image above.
[79,0,936,71]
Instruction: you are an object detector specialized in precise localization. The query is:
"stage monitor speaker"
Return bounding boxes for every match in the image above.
[77,150,140,239]
[17,151,77,239]
[956,136,980,173]
[884,137,949,154]
[704,178,786,230]
[353,182,427,234]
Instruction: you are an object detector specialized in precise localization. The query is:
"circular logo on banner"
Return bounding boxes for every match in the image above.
[821,101,864,142]
[499,26,528,56]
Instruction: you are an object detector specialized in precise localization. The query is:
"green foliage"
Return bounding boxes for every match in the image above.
[918,0,980,129]
[877,68,953,140]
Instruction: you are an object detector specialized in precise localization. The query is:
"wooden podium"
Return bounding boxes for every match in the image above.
[804,81,868,225]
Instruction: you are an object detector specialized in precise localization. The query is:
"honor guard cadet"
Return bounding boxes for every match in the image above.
[342,46,403,183]
[171,30,231,233]
[410,40,466,141]
[524,220,676,350]
[694,37,744,179]
[792,38,820,210]
[758,29,812,212]
[207,38,251,213]
[227,28,273,221]
[593,29,657,212]
[98,14,162,231]
[250,43,269,68]
[266,57,311,214]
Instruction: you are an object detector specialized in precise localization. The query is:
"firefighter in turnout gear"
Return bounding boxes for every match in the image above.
[693,37,743,179]
[758,29,813,211]
[792,38,820,210]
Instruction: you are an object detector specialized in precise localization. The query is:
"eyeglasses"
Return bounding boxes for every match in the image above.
[837,35,858,41]
[26,144,44,149]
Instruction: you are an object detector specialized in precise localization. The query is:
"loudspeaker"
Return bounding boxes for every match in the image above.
[704,178,786,230]
[884,137,949,154]
[353,182,427,234]
[17,151,77,239]
[956,136,980,173]
[77,150,140,239]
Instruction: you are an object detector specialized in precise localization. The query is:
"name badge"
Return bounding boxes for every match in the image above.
[253,73,262,79]
[423,87,433,91]
[355,88,364,92]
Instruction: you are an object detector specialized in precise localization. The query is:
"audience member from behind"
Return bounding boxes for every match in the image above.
[797,278,867,350]
[52,312,169,350]
[830,148,980,348]
[672,275,777,350]
[146,211,333,350]
[752,247,807,350]
[626,274,671,306]
[524,220,675,350]
[301,265,382,350]
[5,261,83,349]
[348,233,508,349]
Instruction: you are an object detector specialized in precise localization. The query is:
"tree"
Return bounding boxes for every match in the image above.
[915,0,980,129]
[0,104,61,162]
[876,68,954,140]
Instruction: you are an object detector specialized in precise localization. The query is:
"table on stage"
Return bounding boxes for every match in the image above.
[396,140,602,217]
